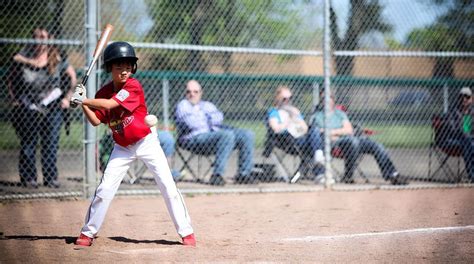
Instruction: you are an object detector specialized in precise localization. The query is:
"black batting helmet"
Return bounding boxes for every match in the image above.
[103,41,138,73]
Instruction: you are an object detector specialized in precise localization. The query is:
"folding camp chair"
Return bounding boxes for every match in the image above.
[330,143,370,183]
[262,120,315,184]
[428,114,465,183]
[174,120,216,184]
[175,144,215,183]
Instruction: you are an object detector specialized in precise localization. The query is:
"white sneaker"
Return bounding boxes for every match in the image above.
[290,171,301,184]
[314,174,326,184]
[314,150,325,165]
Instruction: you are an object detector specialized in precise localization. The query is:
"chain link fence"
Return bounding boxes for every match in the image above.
[0,0,473,199]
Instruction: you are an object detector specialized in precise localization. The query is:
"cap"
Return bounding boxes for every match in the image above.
[460,87,472,96]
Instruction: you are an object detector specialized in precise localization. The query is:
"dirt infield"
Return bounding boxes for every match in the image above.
[1,188,473,263]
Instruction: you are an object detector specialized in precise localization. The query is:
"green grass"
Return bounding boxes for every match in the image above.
[228,121,432,149]
[364,124,432,148]
[0,121,431,150]
[0,121,88,150]
[226,120,267,148]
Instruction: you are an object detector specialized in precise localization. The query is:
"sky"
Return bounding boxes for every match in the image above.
[119,0,153,37]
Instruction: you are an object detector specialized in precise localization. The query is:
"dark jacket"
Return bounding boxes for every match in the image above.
[445,105,474,140]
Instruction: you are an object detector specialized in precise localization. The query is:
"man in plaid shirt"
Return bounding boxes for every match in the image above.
[175,80,255,186]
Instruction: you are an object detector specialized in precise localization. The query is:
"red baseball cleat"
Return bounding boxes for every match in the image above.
[75,233,93,247]
[182,233,196,246]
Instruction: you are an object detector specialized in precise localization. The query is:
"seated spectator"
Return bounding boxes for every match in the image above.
[311,93,407,185]
[175,80,256,186]
[266,86,324,181]
[441,87,473,182]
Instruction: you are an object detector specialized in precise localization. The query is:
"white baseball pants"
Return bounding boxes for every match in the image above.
[80,132,194,238]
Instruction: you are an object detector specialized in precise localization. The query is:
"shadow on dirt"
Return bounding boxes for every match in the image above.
[0,181,24,187]
[0,235,181,246]
[109,236,181,245]
[0,235,77,244]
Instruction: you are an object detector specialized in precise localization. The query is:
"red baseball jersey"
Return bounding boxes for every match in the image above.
[94,78,150,147]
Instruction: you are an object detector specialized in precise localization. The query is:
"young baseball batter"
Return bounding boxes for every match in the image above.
[71,41,195,247]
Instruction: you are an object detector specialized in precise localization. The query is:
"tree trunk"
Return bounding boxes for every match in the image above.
[187,1,211,72]
[51,0,64,37]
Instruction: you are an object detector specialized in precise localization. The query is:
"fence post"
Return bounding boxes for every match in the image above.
[443,83,449,114]
[323,0,335,188]
[84,0,98,198]
[312,82,320,111]
[162,79,170,129]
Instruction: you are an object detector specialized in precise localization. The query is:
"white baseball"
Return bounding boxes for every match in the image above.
[144,114,158,127]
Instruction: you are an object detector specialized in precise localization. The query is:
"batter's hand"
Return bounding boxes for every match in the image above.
[70,84,86,108]
[61,97,70,109]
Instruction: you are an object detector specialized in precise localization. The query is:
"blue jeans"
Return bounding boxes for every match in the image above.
[12,107,63,184]
[297,125,324,176]
[275,126,324,177]
[158,130,175,157]
[333,136,396,180]
[181,128,254,176]
[440,136,474,180]
[158,130,181,179]
[296,126,323,161]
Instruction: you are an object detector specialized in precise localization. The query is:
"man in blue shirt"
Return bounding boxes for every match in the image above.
[175,80,255,185]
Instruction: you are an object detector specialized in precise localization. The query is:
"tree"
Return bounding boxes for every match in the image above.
[407,0,473,78]
[144,0,310,72]
[407,25,458,77]
[0,0,65,68]
[330,0,392,76]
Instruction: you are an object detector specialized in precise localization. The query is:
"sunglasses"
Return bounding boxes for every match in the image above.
[282,96,292,101]
[186,90,200,95]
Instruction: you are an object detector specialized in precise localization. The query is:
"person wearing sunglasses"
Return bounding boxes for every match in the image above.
[443,87,473,182]
[175,80,256,185]
[266,85,325,183]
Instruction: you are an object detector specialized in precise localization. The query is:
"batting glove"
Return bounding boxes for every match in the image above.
[70,84,86,108]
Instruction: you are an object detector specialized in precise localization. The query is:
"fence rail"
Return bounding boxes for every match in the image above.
[0,0,472,199]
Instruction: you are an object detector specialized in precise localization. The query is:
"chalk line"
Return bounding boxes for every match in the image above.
[283,225,474,242]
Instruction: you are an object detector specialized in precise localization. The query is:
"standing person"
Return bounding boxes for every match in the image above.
[175,80,256,186]
[6,27,77,188]
[311,93,408,185]
[443,87,473,182]
[265,86,325,182]
[70,42,195,247]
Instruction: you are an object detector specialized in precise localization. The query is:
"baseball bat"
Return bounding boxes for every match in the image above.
[82,24,114,85]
